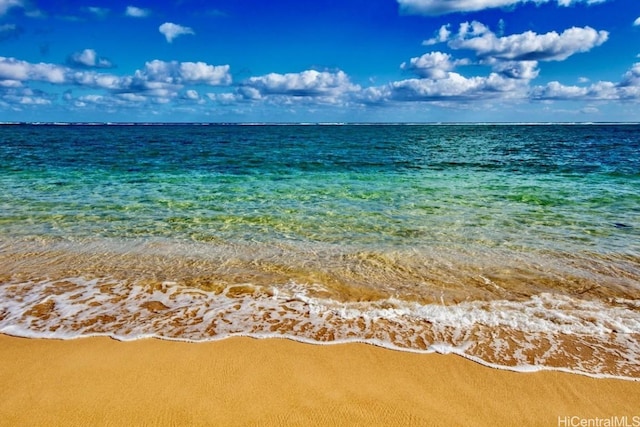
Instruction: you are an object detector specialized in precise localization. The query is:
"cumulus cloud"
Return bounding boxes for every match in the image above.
[239,70,359,103]
[67,60,232,100]
[2,87,53,106]
[0,78,21,87]
[401,52,469,79]
[206,92,240,104]
[69,71,124,90]
[184,89,199,100]
[159,22,195,43]
[398,0,608,16]
[117,93,146,102]
[67,49,114,69]
[530,63,640,100]
[490,60,540,80]
[449,22,608,61]
[125,6,150,17]
[181,89,207,104]
[0,56,231,90]
[354,66,534,105]
[0,57,66,85]
[634,17,640,26]
[423,24,451,46]
[620,62,640,87]
[530,81,588,99]
[404,21,608,103]
[530,80,621,100]
[388,72,528,102]
[59,65,228,112]
[0,55,232,111]
[137,60,231,86]
[359,19,613,107]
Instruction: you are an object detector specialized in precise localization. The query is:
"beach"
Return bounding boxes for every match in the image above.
[1,124,639,425]
[1,334,638,426]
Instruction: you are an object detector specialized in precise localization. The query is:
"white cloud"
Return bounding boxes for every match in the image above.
[125,6,150,18]
[449,23,608,61]
[400,0,518,16]
[117,93,147,103]
[490,60,540,80]
[69,70,124,90]
[206,92,240,104]
[68,49,113,69]
[0,87,54,108]
[182,89,206,104]
[159,22,195,43]
[137,60,231,86]
[398,0,608,16]
[0,0,23,15]
[18,96,51,105]
[0,57,67,84]
[184,89,199,100]
[0,56,231,111]
[530,81,588,99]
[178,62,231,85]
[388,72,527,102]
[401,52,469,79]
[401,22,607,103]
[0,55,233,112]
[620,62,640,86]
[355,67,530,105]
[0,78,21,87]
[530,63,640,100]
[78,94,105,104]
[239,70,359,104]
[239,86,262,100]
[384,59,640,105]
[360,24,617,107]
[392,21,606,106]
[634,17,640,26]
[423,25,451,46]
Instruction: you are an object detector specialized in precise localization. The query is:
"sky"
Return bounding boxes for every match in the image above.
[0,0,639,122]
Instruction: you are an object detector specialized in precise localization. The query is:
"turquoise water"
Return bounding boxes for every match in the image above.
[2,124,638,248]
[1,124,639,378]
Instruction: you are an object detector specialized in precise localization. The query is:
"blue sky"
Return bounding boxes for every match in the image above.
[0,0,639,122]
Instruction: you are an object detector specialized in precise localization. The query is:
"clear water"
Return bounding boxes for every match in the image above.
[1,124,639,379]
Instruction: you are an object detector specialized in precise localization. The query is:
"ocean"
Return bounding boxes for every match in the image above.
[1,123,639,379]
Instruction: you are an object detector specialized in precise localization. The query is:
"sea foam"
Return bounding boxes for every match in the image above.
[1,276,639,380]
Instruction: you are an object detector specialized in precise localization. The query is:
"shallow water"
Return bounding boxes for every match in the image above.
[1,124,639,379]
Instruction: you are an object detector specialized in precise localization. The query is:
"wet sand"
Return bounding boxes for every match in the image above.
[0,334,638,426]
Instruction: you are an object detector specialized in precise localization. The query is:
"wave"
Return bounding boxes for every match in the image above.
[1,276,639,381]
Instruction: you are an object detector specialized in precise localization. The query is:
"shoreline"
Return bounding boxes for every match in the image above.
[4,330,640,383]
[1,334,638,426]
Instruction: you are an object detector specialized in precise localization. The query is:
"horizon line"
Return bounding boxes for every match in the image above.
[2,121,640,126]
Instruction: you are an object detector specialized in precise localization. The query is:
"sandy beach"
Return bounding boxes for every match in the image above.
[0,334,638,426]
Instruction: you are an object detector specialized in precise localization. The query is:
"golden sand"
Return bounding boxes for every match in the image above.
[0,334,638,426]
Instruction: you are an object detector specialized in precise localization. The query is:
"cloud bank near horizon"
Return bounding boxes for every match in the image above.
[0,0,637,121]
